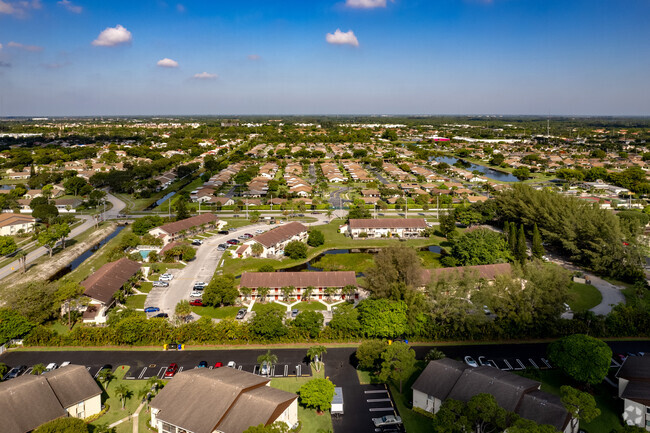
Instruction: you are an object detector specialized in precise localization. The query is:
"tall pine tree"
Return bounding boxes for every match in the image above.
[503,221,511,243]
[509,223,517,254]
[516,224,528,263]
[531,223,545,259]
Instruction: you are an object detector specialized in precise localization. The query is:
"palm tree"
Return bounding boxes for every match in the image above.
[306,346,327,372]
[257,287,270,303]
[257,350,278,377]
[240,286,252,301]
[281,286,293,302]
[97,368,115,388]
[115,384,133,409]
[175,300,192,323]
[17,250,27,273]
[326,208,333,221]
[31,363,46,375]
[302,286,315,302]
[251,242,264,257]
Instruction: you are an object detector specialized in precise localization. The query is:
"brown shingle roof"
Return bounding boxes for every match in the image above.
[251,221,307,248]
[82,257,141,304]
[412,358,467,401]
[157,213,219,236]
[44,364,102,408]
[617,354,650,380]
[422,263,512,283]
[240,271,357,289]
[0,213,35,228]
[151,368,297,433]
[348,218,427,229]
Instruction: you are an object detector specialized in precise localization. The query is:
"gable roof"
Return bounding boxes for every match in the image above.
[617,354,650,381]
[151,368,297,433]
[349,218,427,229]
[82,257,141,304]
[411,357,467,400]
[0,213,35,228]
[422,263,512,283]
[0,365,101,433]
[240,271,357,289]
[157,213,219,236]
[517,389,572,430]
[252,221,307,248]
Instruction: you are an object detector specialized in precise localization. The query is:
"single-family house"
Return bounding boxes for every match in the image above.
[412,359,576,433]
[616,354,650,430]
[81,257,142,324]
[150,368,298,433]
[0,364,102,433]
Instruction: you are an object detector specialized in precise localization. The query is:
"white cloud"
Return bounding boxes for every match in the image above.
[345,0,386,9]
[176,3,185,12]
[57,0,82,13]
[92,24,132,47]
[0,0,41,16]
[247,54,261,61]
[325,29,359,47]
[193,72,217,80]
[157,58,179,68]
[0,43,3,50]
[7,41,43,52]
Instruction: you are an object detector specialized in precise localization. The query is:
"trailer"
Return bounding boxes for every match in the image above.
[331,387,344,416]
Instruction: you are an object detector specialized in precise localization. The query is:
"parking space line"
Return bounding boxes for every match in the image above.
[541,358,552,368]
[138,367,148,379]
[284,365,288,376]
[514,359,525,370]
[528,358,539,369]
[237,365,242,370]
[364,390,389,394]
[503,360,513,370]
[157,367,166,379]
[367,398,392,403]
[24,367,33,375]
[369,407,395,412]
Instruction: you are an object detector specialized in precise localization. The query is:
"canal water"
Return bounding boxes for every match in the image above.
[48,226,126,281]
[433,156,520,182]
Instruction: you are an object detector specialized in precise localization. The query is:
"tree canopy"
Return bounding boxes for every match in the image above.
[298,378,335,412]
[548,334,612,385]
[449,228,512,266]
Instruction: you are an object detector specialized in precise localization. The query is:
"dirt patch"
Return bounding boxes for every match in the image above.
[1,223,118,289]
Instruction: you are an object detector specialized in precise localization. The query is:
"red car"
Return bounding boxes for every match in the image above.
[214,362,223,368]
[164,363,179,378]
[190,299,203,306]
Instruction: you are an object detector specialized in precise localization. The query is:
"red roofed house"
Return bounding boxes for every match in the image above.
[343,218,428,239]
[81,257,141,324]
[148,213,226,245]
[239,271,358,301]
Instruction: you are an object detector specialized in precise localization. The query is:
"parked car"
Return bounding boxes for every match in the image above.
[218,230,230,235]
[159,273,173,281]
[260,361,269,376]
[100,364,113,372]
[60,361,71,368]
[5,365,27,379]
[464,356,479,368]
[214,362,223,368]
[227,361,236,368]
[478,356,489,366]
[227,239,240,245]
[563,303,571,312]
[483,305,491,315]
[193,282,207,290]
[189,299,203,307]
[45,362,58,371]
[244,233,253,239]
[236,308,247,319]
[153,313,169,318]
[153,281,169,287]
[191,239,203,246]
[255,229,265,234]
[164,363,179,378]
[190,291,203,298]
[217,244,227,251]
[291,309,299,318]
[372,415,402,427]
[615,353,627,363]
[144,306,160,313]
[197,361,208,368]
[238,234,247,240]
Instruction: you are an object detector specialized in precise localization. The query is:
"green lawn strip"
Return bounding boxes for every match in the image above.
[125,294,147,309]
[416,251,442,269]
[294,302,327,312]
[253,302,287,313]
[389,383,433,433]
[138,282,153,293]
[220,218,256,230]
[152,178,205,212]
[567,282,602,312]
[310,253,375,273]
[192,305,240,319]
[356,369,382,385]
[271,370,333,433]
[91,366,145,428]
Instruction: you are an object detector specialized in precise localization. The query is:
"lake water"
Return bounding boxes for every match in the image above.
[48,226,126,281]
[434,156,520,182]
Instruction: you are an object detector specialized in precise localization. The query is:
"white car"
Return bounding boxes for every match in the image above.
[372,415,402,427]
[194,282,207,289]
[227,361,236,368]
[45,363,58,371]
[464,356,479,368]
[255,229,265,234]
[159,273,173,281]
[190,291,203,298]
[60,361,70,368]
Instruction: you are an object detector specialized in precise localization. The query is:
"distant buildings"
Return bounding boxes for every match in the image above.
[236,221,308,259]
[0,213,36,236]
[342,218,427,239]
[148,213,225,245]
[239,271,358,301]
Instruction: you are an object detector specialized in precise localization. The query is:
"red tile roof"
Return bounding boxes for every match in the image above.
[240,271,357,288]
[157,213,219,236]
[349,218,427,229]
[422,263,512,283]
[252,221,307,248]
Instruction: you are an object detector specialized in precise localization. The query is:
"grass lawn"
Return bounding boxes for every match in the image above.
[138,282,153,293]
[90,366,146,428]
[45,320,74,336]
[295,301,327,311]
[357,369,382,385]
[191,305,241,319]
[311,252,375,273]
[125,294,146,309]
[270,370,332,433]
[567,282,602,312]
[417,251,442,269]
[518,370,622,433]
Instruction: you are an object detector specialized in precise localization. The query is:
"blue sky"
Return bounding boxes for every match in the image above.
[0,0,649,116]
